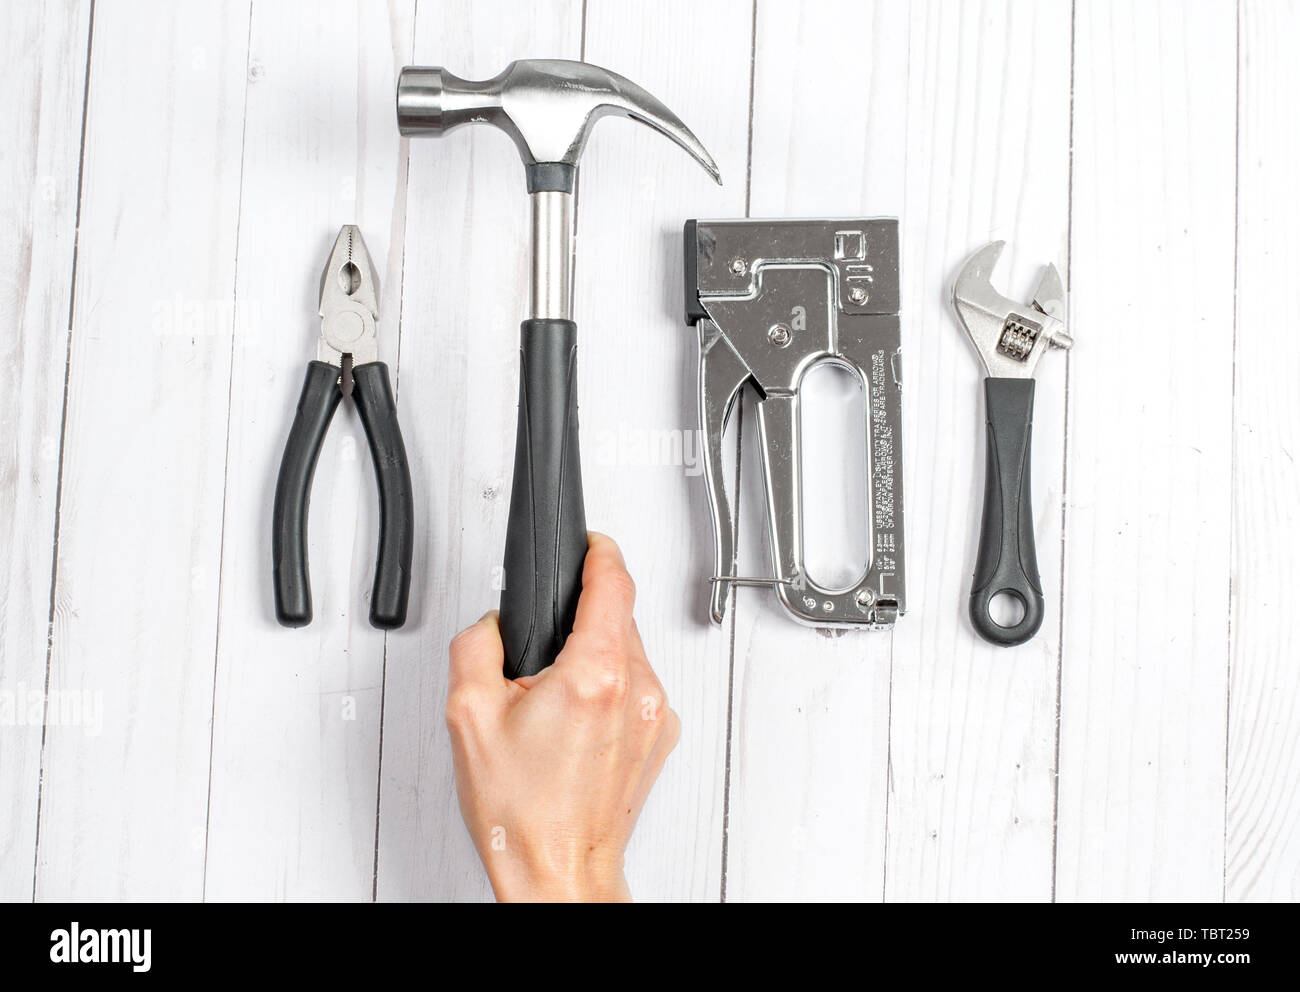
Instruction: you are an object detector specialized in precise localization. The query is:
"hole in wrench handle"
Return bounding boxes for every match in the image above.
[970,377,1045,646]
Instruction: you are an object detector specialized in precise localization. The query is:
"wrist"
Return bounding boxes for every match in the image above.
[485,847,631,903]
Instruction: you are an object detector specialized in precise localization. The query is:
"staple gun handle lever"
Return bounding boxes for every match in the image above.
[970,377,1044,645]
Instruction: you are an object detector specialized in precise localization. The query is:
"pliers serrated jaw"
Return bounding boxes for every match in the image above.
[318,224,380,367]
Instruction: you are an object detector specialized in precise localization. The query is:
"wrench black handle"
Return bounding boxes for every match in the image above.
[970,376,1044,646]
[500,318,587,678]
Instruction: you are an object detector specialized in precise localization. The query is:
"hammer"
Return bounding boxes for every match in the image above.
[397,59,720,678]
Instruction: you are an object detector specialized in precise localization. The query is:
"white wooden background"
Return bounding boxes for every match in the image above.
[2,0,1296,902]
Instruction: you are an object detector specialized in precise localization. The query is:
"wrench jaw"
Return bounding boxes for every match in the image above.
[1031,261,1066,325]
[952,240,1071,379]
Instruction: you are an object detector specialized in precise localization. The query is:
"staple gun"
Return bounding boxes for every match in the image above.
[683,218,905,628]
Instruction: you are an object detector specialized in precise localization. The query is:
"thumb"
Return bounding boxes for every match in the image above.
[448,611,507,695]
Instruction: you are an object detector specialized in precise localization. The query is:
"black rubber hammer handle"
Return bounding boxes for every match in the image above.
[499,318,588,678]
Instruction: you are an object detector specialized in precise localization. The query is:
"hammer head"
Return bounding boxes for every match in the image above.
[397,59,721,188]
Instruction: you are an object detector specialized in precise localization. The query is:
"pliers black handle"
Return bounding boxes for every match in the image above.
[272,360,412,629]
[272,225,413,630]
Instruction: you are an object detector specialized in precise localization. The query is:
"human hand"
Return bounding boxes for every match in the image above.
[446,533,680,902]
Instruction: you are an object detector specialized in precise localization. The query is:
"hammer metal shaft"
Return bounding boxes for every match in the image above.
[529,191,574,321]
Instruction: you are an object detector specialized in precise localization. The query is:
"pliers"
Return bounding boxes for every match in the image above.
[272,225,414,629]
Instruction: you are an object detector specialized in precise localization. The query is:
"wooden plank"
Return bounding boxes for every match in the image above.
[724,0,908,901]
[203,0,415,902]
[1055,0,1237,901]
[1227,0,1300,903]
[883,0,1072,903]
[375,0,584,902]
[734,0,1070,904]
[32,2,250,900]
[577,0,751,902]
[0,0,91,901]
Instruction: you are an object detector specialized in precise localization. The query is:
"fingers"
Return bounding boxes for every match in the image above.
[623,617,667,732]
[512,670,553,691]
[625,616,655,681]
[646,707,681,772]
[555,536,673,751]
[571,533,637,638]
[629,705,681,824]
[554,533,636,690]
[448,611,506,696]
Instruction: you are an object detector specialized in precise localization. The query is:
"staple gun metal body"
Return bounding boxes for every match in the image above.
[683,218,905,628]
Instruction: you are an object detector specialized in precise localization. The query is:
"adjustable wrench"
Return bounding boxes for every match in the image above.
[952,241,1071,646]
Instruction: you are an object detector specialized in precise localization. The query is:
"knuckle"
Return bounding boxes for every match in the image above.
[590,663,630,704]
[560,630,634,707]
[448,626,485,659]
[569,660,630,707]
[598,665,631,701]
[444,686,484,732]
[663,708,682,747]
[638,690,668,725]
